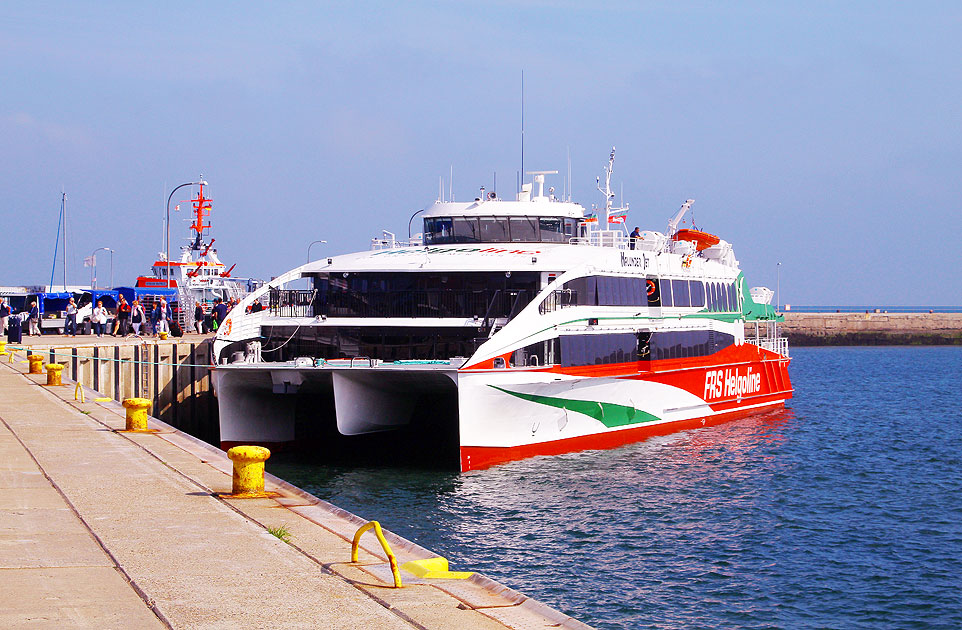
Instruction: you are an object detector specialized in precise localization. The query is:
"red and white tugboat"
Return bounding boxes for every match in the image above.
[134,181,248,329]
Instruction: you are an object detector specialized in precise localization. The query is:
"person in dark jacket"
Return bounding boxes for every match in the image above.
[212,298,228,327]
[194,302,205,333]
[114,295,131,337]
[28,301,40,336]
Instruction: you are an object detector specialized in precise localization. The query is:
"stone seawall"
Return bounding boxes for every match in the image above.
[781,313,962,345]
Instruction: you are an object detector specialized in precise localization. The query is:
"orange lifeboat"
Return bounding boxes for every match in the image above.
[672,229,720,251]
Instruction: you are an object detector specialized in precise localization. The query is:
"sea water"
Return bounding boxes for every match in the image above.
[271,347,962,629]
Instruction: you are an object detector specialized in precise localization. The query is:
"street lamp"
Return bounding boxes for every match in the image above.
[166,179,207,288]
[307,240,327,264]
[776,262,782,313]
[91,247,112,289]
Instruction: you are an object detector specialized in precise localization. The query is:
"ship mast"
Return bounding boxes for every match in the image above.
[595,147,628,229]
[189,181,212,250]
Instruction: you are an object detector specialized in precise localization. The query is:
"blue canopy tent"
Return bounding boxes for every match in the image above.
[37,291,74,315]
[89,289,120,309]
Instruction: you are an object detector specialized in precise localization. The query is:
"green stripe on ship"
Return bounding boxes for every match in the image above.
[489,386,661,428]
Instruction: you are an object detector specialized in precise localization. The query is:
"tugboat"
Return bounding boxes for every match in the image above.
[134,181,250,330]
[211,151,792,471]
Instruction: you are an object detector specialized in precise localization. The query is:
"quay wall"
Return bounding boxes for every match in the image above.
[781,313,962,346]
[21,338,218,443]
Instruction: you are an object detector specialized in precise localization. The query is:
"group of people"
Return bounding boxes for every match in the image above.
[193,296,237,334]
[0,298,41,337]
[87,296,167,338]
[2,293,245,340]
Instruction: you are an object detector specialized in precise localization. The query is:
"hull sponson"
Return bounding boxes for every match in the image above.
[459,401,785,471]
[457,343,792,471]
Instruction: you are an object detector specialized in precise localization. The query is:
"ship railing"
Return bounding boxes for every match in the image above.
[370,231,422,250]
[568,230,629,249]
[746,336,790,358]
[268,288,315,317]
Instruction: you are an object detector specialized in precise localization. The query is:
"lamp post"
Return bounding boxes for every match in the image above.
[307,240,327,264]
[106,248,114,289]
[776,262,782,313]
[166,180,207,288]
[91,247,111,289]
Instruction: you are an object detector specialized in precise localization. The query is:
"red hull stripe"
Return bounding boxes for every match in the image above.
[459,401,785,472]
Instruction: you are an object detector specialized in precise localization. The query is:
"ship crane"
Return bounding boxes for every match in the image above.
[667,199,695,236]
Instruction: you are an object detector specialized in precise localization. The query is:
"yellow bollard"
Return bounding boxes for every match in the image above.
[159,331,168,340]
[226,446,273,498]
[121,397,152,431]
[28,355,44,374]
[0,340,7,355]
[45,363,63,386]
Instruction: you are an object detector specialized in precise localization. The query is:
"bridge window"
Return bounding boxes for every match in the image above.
[452,217,480,242]
[509,217,539,242]
[539,217,566,242]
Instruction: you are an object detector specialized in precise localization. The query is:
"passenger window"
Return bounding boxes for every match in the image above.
[671,279,690,307]
[690,281,705,308]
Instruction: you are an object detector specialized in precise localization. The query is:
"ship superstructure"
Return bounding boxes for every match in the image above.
[212,153,792,470]
[135,181,249,328]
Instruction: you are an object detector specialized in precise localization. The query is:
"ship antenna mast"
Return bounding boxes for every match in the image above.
[190,177,212,250]
[596,147,616,224]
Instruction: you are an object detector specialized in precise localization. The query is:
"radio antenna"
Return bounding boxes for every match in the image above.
[520,70,525,182]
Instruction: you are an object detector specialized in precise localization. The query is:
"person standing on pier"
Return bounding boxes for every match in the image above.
[194,302,205,334]
[152,298,172,336]
[115,295,131,337]
[28,301,40,336]
[65,297,78,337]
[92,300,108,337]
[0,298,9,335]
[213,297,228,329]
[131,300,145,335]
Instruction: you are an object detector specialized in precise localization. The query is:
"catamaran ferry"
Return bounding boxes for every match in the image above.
[212,152,792,471]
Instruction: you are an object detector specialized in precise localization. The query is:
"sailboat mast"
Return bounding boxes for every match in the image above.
[62,192,67,290]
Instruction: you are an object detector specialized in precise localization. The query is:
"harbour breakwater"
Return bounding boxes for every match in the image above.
[782,312,962,346]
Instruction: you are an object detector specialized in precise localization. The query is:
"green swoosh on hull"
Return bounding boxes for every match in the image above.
[489,386,661,428]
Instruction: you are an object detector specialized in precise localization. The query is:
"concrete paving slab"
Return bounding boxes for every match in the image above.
[0,486,66,510]
[0,567,166,630]
[0,470,49,488]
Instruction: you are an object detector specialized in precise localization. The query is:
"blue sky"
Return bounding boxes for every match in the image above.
[2,1,960,305]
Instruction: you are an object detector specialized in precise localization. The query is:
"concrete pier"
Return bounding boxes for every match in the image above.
[0,346,590,629]
[11,333,218,443]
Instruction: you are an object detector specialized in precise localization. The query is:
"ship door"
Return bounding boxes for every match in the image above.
[646,276,662,318]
